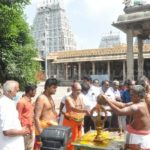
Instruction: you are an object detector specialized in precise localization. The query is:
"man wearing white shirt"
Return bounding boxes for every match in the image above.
[82,76,100,97]
[81,82,97,133]
[111,80,124,129]
[111,80,121,101]
[99,80,115,128]
[0,80,29,150]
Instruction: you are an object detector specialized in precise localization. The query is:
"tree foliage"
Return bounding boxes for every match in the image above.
[0,0,40,89]
[0,0,30,7]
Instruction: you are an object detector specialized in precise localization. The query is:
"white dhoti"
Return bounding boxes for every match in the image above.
[126,132,150,149]
[126,125,150,149]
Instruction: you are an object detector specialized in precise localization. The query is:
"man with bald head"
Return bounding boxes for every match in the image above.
[63,81,89,150]
[98,85,150,150]
[0,80,29,150]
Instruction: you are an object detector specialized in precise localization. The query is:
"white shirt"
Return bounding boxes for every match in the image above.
[110,87,121,100]
[88,85,100,97]
[0,95,24,150]
[82,93,97,111]
[61,91,72,113]
[99,87,115,116]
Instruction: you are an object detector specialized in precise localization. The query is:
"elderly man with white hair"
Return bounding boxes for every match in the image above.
[0,80,29,150]
[111,80,121,101]
[111,80,123,129]
[98,85,150,150]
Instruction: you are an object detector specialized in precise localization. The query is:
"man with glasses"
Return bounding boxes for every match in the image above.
[63,82,90,150]
[0,80,29,150]
[99,80,115,128]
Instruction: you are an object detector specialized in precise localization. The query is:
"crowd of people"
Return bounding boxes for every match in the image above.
[0,76,149,150]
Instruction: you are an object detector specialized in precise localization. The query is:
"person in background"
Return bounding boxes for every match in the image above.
[82,76,92,86]
[81,82,96,133]
[93,79,100,87]
[116,81,127,132]
[82,76,100,99]
[34,78,58,150]
[121,79,133,103]
[99,80,115,128]
[122,79,135,125]
[17,84,37,150]
[111,80,121,129]
[111,80,121,101]
[119,82,125,98]
[0,80,29,150]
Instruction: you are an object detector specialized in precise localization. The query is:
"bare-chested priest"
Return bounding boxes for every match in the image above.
[63,82,90,150]
[98,85,150,150]
[34,78,58,150]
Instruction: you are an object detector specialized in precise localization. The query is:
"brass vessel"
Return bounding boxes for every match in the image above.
[91,105,107,142]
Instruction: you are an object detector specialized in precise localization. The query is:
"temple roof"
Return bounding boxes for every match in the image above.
[124,4,150,14]
[47,44,150,63]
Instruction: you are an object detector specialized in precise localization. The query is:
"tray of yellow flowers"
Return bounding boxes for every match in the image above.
[64,112,85,124]
[73,130,125,150]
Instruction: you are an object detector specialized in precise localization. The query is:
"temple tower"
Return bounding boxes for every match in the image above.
[99,32,121,48]
[32,0,76,57]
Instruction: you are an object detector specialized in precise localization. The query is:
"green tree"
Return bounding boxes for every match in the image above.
[0,1,40,89]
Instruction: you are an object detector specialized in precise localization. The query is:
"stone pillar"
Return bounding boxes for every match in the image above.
[92,62,95,75]
[78,62,81,81]
[56,64,59,79]
[123,60,126,81]
[62,64,66,80]
[127,30,134,80]
[48,61,51,78]
[107,61,110,80]
[65,63,68,80]
[137,37,144,79]
[46,61,49,78]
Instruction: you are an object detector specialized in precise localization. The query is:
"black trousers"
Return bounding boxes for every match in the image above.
[84,116,95,133]
[111,113,119,128]
[101,116,112,129]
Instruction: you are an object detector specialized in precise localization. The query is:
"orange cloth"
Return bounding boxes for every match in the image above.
[35,120,53,136]
[127,125,150,135]
[17,98,34,133]
[63,118,82,150]
[34,120,58,150]
[34,120,51,150]
[34,136,41,150]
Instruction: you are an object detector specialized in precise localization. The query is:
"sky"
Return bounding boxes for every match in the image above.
[24,0,127,49]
